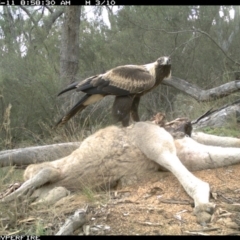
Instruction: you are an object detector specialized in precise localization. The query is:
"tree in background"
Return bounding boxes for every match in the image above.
[0,6,239,149]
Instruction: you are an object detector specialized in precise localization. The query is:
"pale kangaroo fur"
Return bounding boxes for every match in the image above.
[191,131,240,147]
[22,122,211,208]
[4,121,240,223]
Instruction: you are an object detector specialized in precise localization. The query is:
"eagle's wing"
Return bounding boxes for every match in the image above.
[57,64,156,97]
[56,64,156,127]
[74,65,156,96]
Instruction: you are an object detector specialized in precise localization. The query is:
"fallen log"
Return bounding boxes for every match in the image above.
[191,99,240,130]
[0,142,81,167]
[162,77,240,102]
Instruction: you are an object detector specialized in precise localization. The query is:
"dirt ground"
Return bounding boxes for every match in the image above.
[1,163,240,235]
[72,164,240,235]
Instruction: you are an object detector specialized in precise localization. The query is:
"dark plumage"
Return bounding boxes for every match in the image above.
[56,56,171,127]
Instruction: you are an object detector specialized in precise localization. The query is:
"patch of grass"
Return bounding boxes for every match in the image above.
[201,126,240,138]
[35,221,50,236]
[0,167,24,188]
[81,186,98,203]
[0,104,13,149]
[172,93,240,122]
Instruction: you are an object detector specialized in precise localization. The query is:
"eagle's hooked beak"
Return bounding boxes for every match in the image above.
[166,57,171,65]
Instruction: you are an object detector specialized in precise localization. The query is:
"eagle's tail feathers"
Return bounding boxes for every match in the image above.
[55,94,90,127]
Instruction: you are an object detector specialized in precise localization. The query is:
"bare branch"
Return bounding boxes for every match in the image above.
[20,6,64,41]
[20,6,38,26]
[45,6,53,13]
[124,12,240,66]
[194,28,240,67]
[43,7,64,34]
[162,76,240,102]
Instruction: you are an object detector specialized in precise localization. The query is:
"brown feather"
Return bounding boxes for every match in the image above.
[56,56,171,127]
[103,65,155,93]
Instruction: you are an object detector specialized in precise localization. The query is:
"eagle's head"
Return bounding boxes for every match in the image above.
[156,56,171,66]
[143,56,171,80]
[155,56,171,79]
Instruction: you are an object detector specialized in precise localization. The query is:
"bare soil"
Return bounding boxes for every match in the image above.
[79,164,240,235]
[1,164,240,235]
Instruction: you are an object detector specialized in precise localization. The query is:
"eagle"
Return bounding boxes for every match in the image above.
[56,56,171,127]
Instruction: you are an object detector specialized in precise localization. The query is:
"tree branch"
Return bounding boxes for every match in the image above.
[20,6,38,26]
[194,28,240,67]
[162,76,240,102]
[43,7,64,34]
[20,6,64,42]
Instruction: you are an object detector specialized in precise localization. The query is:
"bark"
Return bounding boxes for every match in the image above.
[191,99,240,129]
[56,208,87,235]
[0,142,81,168]
[162,76,240,102]
[60,6,81,85]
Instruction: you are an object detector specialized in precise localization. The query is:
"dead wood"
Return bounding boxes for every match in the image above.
[188,227,221,232]
[191,99,240,130]
[184,231,210,235]
[56,208,87,235]
[163,76,240,102]
[0,142,81,167]
[158,199,194,206]
[163,77,240,129]
[137,221,163,226]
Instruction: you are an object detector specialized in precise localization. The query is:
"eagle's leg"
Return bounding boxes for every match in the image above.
[112,96,134,127]
[130,96,141,122]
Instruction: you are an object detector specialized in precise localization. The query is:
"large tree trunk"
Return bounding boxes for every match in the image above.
[60,6,81,85]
